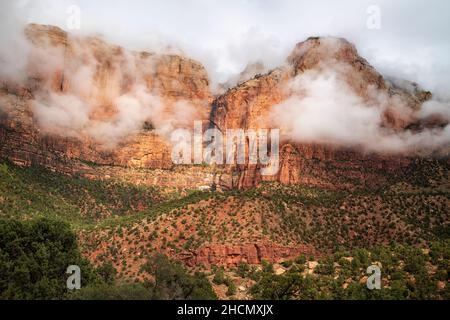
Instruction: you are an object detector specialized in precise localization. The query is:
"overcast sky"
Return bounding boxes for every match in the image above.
[3,0,450,96]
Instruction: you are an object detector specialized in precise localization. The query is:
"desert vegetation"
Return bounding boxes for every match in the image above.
[0,158,449,299]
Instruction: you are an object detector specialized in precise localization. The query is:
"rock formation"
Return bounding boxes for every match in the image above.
[180,243,316,268]
[1,26,447,191]
[210,36,444,189]
[1,24,212,175]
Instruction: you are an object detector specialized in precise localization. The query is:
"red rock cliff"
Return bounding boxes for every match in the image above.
[0,24,212,173]
[210,37,436,189]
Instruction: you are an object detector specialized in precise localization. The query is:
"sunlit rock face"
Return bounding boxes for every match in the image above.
[210,36,443,189]
[1,27,447,190]
[0,23,212,173]
[180,243,316,268]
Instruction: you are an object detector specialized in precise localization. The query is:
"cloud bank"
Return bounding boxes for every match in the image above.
[271,64,450,154]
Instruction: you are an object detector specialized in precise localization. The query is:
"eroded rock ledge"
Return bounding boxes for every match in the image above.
[179,243,316,268]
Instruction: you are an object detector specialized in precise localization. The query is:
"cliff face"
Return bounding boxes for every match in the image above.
[212,37,431,133]
[0,24,212,174]
[23,24,211,106]
[180,243,316,268]
[210,37,435,189]
[0,27,445,190]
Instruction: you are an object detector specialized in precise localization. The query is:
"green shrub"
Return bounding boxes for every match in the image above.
[0,217,98,299]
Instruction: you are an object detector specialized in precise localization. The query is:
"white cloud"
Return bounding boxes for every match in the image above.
[1,0,448,89]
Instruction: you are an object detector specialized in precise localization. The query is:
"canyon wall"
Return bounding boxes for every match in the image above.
[1,26,447,191]
[210,37,443,189]
[1,24,211,178]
